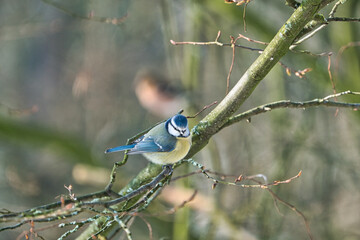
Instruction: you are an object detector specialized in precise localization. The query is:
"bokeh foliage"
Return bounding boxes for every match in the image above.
[0,0,359,239]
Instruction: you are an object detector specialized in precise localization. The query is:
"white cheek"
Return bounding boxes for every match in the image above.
[168,124,180,137]
[184,128,190,137]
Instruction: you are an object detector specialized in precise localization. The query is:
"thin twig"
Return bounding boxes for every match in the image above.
[112,212,132,240]
[243,2,248,32]
[278,61,312,79]
[327,17,360,22]
[165,190,198,214]
[238,33,268,45]
[170,31,264,53]
[335,41,360,81]
[291,0,358,49]
[249,176,313,240]
[268,188,313,240]
[83,165,173,207]
[41,0,127,25]
[172,32,318,79]
[263,171,301,187]
[187,101,218,118]
[222,91,360,130]
[136,215,153,240]
[186,166,310,240]
[290,23,327,48]
[186,159,301,189]
[164,165,310,239]
[326,53,339,116]
[329,0,343,18]
[290,49,332,57]
[226,36,242,95]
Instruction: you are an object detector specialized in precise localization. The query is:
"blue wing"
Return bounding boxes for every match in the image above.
[105,144,136,153]
[127,136,174,154]
[105,122,177,155]
[105,136,175,155]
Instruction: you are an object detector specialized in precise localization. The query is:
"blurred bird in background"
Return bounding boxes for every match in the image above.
[134,69,188,118]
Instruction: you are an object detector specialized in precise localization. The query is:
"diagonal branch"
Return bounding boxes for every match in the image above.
[187,0,336,157]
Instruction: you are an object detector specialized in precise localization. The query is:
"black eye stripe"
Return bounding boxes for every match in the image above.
[170,122,188,136]
[169,121,181,132]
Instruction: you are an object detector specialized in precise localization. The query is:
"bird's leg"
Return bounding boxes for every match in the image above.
[162,164,174,176]
[105,153,129,196]
[162,164,174,185]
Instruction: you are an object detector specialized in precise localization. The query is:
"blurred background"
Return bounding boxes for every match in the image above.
[0,0,360,239]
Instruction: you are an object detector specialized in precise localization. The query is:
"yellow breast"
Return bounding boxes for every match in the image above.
[143,136,192,165]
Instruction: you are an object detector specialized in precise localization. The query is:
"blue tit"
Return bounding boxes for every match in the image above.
[105,114,191,165]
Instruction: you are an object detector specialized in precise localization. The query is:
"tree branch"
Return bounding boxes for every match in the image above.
[187,0,336,157]
[222,91,360,129]
[327,17,360,22]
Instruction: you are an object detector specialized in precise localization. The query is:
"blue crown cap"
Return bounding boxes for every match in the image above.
[171,114,188,128]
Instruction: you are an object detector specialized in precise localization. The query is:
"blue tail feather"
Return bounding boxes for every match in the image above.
[105,144,135,154]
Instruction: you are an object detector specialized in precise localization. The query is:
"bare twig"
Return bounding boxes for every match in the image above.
[187,101,218,118]
[136,215,153,240]
[171,166,310,239]
[64,184,77,201]
[327,17,360,22]
[327,53,335,95]
[41,0,127,25]
[291,49,332,57]
[326,53,340,116]
[329,0,343,18]
[268,188,313,240]
[182,160,309,237]
[335,41,360,81]
[291,23,328,48]
[170,31,264,53]
[224,0,253,5]
[83,165,173,207]
[250,176,313,240]
[0,190,108,223]
[226,36,242,95]
[278,61,312,79]
[165,190,198,214]
[172,31,319,80]
[243,1,249,32]
[186,159,301,189]
[238,33,268,45]
[222,91,360,130]
[292,0,359,49]
[263,171,302,187]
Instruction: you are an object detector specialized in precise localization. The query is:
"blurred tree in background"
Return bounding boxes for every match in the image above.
[0,0,360,239]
